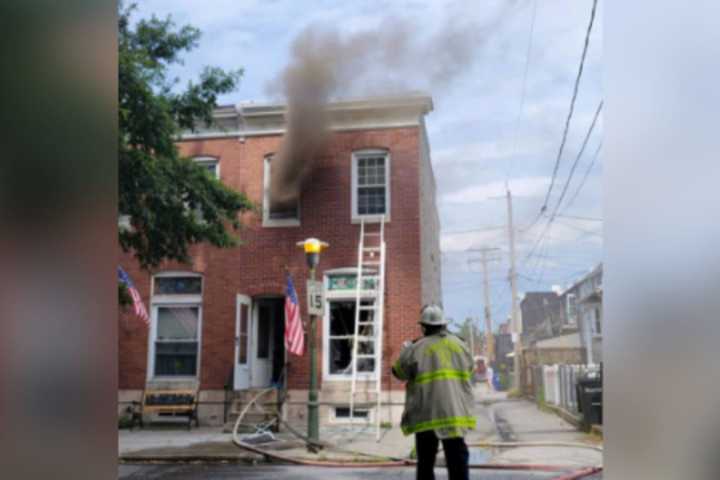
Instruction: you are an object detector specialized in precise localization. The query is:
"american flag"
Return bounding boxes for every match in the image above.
[284,275,304,356]
[118,266,149,325]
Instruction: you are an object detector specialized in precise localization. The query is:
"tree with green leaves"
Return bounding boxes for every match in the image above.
[456,317,483,354]
[118,3,253,281]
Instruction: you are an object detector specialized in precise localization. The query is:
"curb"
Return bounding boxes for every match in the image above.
[541,403,583,429]
[119,454,264,464]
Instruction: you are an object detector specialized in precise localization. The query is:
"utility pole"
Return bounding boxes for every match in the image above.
[468,247,500,364]
[468,314,475,358]
[480,249,496,364]
[506,189,522,390]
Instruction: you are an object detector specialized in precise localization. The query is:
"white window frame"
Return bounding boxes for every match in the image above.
[193,156,220,180]
[323,270,379,382]
[565,293,577,326]
[351,149,391,223]
[147,272,203,382]
[329,406,374,424]
[263,155,300,227]
[591,305,602,337]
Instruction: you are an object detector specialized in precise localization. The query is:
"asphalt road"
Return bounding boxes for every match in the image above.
[119,464,602,479]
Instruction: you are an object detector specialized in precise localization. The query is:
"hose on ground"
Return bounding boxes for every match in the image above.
[467,441,603,452]
[230,387,602,475]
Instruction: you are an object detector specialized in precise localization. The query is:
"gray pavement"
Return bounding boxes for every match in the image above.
[118,384,602,477]
[118,463,598,479]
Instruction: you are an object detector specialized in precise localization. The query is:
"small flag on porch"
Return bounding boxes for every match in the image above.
[284,274,304,356]
[118,266,149,325]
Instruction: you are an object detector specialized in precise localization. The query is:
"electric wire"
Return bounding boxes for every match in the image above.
[539,0,599,214]
[561,142,602,213]
[506,0,538,184]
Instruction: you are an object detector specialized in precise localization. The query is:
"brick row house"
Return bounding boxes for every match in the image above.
[118,95,442,427]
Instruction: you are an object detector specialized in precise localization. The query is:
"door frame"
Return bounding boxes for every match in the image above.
[234,294,252,390]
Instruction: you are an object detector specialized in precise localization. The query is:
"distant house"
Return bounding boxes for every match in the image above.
[519,291,569,345]
[561,263,603,365]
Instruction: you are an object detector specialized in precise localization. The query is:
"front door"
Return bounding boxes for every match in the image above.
[234,294,252,390]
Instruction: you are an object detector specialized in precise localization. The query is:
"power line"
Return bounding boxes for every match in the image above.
[556,213,603,222]
[552,218,603,237]
[441,225,506,235]
[506,0,538,184]
[548,100,603,221]
[539,0,599,214]
[562,142,602,212]
[521,99,603,277]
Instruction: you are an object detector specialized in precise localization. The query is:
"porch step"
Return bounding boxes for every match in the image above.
[231,388,280,404]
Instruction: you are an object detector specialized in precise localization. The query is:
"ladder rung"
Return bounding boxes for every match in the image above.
[358,305,376,311]
[356,354,375,359]
[364,233,381,237]
[363,247,381,252]
[362,261,381,266]
[357,322,375,327]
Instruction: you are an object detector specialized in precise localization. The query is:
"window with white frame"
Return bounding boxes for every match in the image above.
[332,406,371,424]
[592,306,602,335]
[150,274,202,378]
[263,155,300,227]
[193,156,219,179]
[565,293,577,325]
[352,150,390,220]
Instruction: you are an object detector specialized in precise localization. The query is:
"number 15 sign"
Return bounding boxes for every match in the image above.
[306,280,324,316]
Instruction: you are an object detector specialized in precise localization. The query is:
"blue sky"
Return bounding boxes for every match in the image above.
[135,0,603,331]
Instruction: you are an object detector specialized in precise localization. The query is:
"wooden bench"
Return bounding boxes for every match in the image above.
[132,389,199,430]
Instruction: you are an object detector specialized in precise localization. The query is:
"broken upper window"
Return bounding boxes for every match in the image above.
[352,150,390,221]
[263,155,300,227]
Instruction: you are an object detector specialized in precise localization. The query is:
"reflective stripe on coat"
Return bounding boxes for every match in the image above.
[392,331,476,438]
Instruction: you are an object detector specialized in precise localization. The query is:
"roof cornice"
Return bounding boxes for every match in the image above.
[178,94,434,141]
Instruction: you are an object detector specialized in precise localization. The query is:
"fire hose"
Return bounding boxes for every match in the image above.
[230,388,602,478]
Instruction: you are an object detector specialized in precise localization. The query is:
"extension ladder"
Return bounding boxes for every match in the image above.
[348,217,386,440]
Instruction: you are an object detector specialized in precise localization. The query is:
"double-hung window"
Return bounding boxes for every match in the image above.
[263,155,300,227]
[193,156,220,179]
[352,150,390,222]
[150,274,203,379]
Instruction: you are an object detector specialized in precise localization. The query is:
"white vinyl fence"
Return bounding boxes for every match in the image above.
[533,364,600,414]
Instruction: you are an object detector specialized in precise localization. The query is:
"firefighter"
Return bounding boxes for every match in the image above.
[392,304,476,480]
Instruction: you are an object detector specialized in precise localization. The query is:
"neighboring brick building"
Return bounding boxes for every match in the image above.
[118,95,441,427]
[519,291,569,345]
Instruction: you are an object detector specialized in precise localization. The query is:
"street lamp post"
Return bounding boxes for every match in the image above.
[297,238,328,444]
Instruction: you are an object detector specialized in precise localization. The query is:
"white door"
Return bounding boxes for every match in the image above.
[234,294,252,390]
[251,301,273,387]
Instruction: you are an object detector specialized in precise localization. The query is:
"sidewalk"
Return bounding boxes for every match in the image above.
[476,387,603,468]
[118,384,601,468]
[119,419,417,463]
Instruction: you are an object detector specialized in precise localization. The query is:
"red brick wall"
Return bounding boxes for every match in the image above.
[119,126,425,391]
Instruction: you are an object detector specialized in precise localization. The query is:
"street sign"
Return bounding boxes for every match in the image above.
[306,280,324,316]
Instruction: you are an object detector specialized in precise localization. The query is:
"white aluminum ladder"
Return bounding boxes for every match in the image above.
[349,217,386,440]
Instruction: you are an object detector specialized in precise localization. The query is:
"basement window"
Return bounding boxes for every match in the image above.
[333,407,370,423]
[263,155,300,227]
[352,150,390,222]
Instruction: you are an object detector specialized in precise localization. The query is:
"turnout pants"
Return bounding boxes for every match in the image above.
[415,430,469,480]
